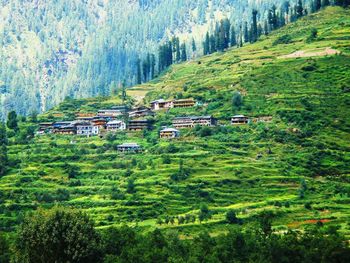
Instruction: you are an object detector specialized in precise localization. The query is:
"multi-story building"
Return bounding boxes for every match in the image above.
[128,119,153,131]
[106,120,126,131]
[231,115,250,125]
[75,121,99,136]
[117,143,142,153]
[172,116,216,129]
[160,127,180,139]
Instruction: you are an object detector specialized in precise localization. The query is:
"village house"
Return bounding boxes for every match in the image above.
[106,120,126,131]
[160,127,180,139]
[38,122,54,134]
[150,98,196,111]
[97,107,126,119]
[231,115,250,125]
[172,98,196,108]
[92,118,107,128]
[117,143,142,153]
[172,116,217,129]
[52,121,76,135]
[128,106,155,119]
[75,121,99,136]
[111,105,129,112]
[75,112,95,119]
[252,116,273,123]
[128,119,153,131]
[150,99,172,111]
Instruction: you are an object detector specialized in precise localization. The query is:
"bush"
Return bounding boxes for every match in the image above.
[226,210,239,224]
[273,34,292,45]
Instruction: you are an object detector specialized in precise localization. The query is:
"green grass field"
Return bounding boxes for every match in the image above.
[1,7,349,238]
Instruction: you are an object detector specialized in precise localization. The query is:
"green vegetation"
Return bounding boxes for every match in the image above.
[0,7,349,254]
[3,207,350,262]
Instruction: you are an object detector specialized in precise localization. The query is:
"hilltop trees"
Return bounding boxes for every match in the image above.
[334,0,350,7]
[14,208,101,263]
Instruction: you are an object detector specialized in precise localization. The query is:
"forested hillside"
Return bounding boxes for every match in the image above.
[0,0,319,120]
[1,6,349,241]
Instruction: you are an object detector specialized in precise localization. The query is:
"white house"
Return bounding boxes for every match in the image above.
[106,120,126,131]
[75,122,99,136]
[160,128,180,139]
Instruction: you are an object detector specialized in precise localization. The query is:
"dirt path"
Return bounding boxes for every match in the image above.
[279,47,340,59]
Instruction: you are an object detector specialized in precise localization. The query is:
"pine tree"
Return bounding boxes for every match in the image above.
[203,32,210,55]
[180,43,187,61]
[296,0,304,18]
[222,18,231,48]
[268,5,278,30]
[252,9,258,43]
[192,38,196,52]
[136,58,142,84]
[142,54,150,82]
[322,0,330,7]
[218,21,226,51]
[173,37,181,63]
[238,24,243,47]
[243,21,249,43]
[264,20,269,35]
[150,54,156,79]
[257,24,263,38]
[230,26,237,47]
[7,111,18,131]
[209,34,216,54]
[314,0,321,11]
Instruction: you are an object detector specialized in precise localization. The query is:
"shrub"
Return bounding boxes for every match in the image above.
[273,34,292,45]
[226,210,239,224]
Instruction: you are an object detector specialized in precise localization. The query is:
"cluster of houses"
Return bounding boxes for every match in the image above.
[37,98,272,151]
[38,105,155,136]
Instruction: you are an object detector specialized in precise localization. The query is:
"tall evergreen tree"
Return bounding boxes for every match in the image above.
[314,0,322,11]
[7,111,18,131]
[322,0,330,7]
[203,32,210,55]
[243,21,249,43]
[136,58,142,84]
[173,37,181,63]
[192,38,196,52]
[268,5,278,30]
[180,43,187,61]
[218,21,226,51]
[252,9,258,43]
[230,26,237,47]
[209,34,216,54]
[142,54,150,82]
[150,54,156,79]
[296,0,304,18]
[222,18,231,48]
[264,20,269,35]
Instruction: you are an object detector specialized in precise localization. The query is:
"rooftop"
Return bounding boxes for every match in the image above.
[107,120,125,125]
[232,115,247,118]
[117,143,140,147]
[160,128,180,132]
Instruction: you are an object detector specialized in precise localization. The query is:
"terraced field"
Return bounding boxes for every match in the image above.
[1,7,349,237]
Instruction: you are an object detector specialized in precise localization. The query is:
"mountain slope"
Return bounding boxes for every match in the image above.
[1,7,349,237]
[0,0,316,119]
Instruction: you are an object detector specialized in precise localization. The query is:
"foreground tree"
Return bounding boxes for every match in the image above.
[14,208,101,263]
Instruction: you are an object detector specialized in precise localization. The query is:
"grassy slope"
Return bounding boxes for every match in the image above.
[1,7,350,237]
